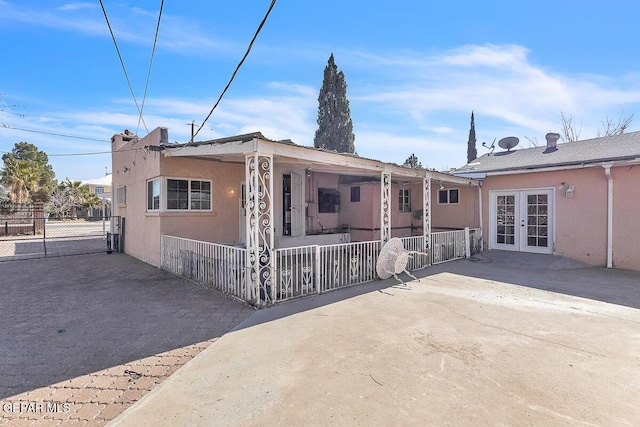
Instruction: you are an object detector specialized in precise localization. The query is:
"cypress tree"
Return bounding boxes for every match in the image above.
[314,53,355,153]
[467,111,477,163]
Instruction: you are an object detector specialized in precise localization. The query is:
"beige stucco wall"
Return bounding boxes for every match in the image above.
[158,157,244,248]
[611,165,640,270]
[112,131,483,266]
[480,166,632,268]
[338,182,376,241]
[112,129,245,267]
[112,129,163,266]
[431,184,481,230]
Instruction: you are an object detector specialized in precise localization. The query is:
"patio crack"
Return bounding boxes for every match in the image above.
[444,305,607,358]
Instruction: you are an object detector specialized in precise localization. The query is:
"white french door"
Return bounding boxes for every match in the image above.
[490,189,554,254]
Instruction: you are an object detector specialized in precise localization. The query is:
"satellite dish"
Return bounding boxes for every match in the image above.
[412,209,423,220]
[498,136,519,151]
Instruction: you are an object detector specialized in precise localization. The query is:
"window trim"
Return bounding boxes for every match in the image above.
[438,188,460,205]
[116,186,126,206]
[398,188,411,212]
[147,178,161,211]
[147,177,213,212]
[350,186,360,203]
[318,188,340,213]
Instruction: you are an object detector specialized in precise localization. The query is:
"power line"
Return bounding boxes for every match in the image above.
[137,0,165,135]
[193,0,277,140]
[0,147,143,157]
[0,124,110,142]
[99,0,149,134]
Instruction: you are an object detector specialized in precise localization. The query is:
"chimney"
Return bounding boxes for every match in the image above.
[160,127,169,145]
[545,132,560,152]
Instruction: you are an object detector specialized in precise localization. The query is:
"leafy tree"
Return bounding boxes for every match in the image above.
[1,142,56,200]
[314,53,355,153]
[403,153,423,169]
[467,111,477,163]
[0,182,13,210]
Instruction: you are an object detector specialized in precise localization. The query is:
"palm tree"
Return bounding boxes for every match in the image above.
[61,179,85,219]
[0,158,39,204]
[81,190,102,217]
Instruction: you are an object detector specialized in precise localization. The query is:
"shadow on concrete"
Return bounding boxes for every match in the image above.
[234,250,640,334]
[439,250,640,310]
[0,253,254,399]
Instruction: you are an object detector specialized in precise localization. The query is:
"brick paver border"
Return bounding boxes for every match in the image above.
[0,339,216,426]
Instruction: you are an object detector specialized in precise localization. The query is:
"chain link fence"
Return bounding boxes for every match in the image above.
[0,206,121,261]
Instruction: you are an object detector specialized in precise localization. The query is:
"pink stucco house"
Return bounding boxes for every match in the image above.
[455,131,640,270]
[111,127,481,305]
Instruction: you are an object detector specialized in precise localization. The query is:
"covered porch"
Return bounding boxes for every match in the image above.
[158,134,481,306]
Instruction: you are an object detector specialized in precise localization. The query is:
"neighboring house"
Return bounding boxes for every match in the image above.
[111,127,481,304]
[454,131,640,270]
[81,174,113,217]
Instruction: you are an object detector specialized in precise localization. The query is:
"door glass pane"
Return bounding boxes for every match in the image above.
[526,193,549,247]
[496,194,516,245]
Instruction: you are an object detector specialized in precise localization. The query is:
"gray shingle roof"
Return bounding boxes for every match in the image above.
[455,131,640,174]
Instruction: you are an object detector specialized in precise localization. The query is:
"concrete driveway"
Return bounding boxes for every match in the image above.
[111,251,640,426]
[0,253,254,425]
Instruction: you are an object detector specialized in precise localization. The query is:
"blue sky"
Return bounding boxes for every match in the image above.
[1,0,640,181]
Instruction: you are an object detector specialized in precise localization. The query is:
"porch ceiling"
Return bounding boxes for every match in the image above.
[161,137,478,186]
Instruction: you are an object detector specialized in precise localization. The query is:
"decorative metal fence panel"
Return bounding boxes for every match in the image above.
[161,235,246,300]
[161,229,482,306]
[318,240,381,293]
[431,230,467,264]
[400,235,430,270]
[274,245,317,302]
[0,211,117,261]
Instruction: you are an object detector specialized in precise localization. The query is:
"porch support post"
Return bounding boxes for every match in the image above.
[380,171,391,244]
[423,177,431,265]
[245,153,275,305]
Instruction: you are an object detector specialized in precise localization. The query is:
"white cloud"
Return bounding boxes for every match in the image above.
[0,2,239,53]
[58,3,96,12]
[350,44,640,141]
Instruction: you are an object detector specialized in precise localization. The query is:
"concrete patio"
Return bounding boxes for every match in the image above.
[111,251,640,426]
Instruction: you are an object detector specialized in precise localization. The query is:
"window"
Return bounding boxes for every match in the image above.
[190,180,211,210]
[116,186,126,206]
[147,179,160,211]
[167,179,211,210]
[399,188,411,212]
[167,179,189,210]
[438,188,460,204]
[95,187,105,195]
[318,188,340,213]
[147,178,212,211]
[350,186,360,202]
